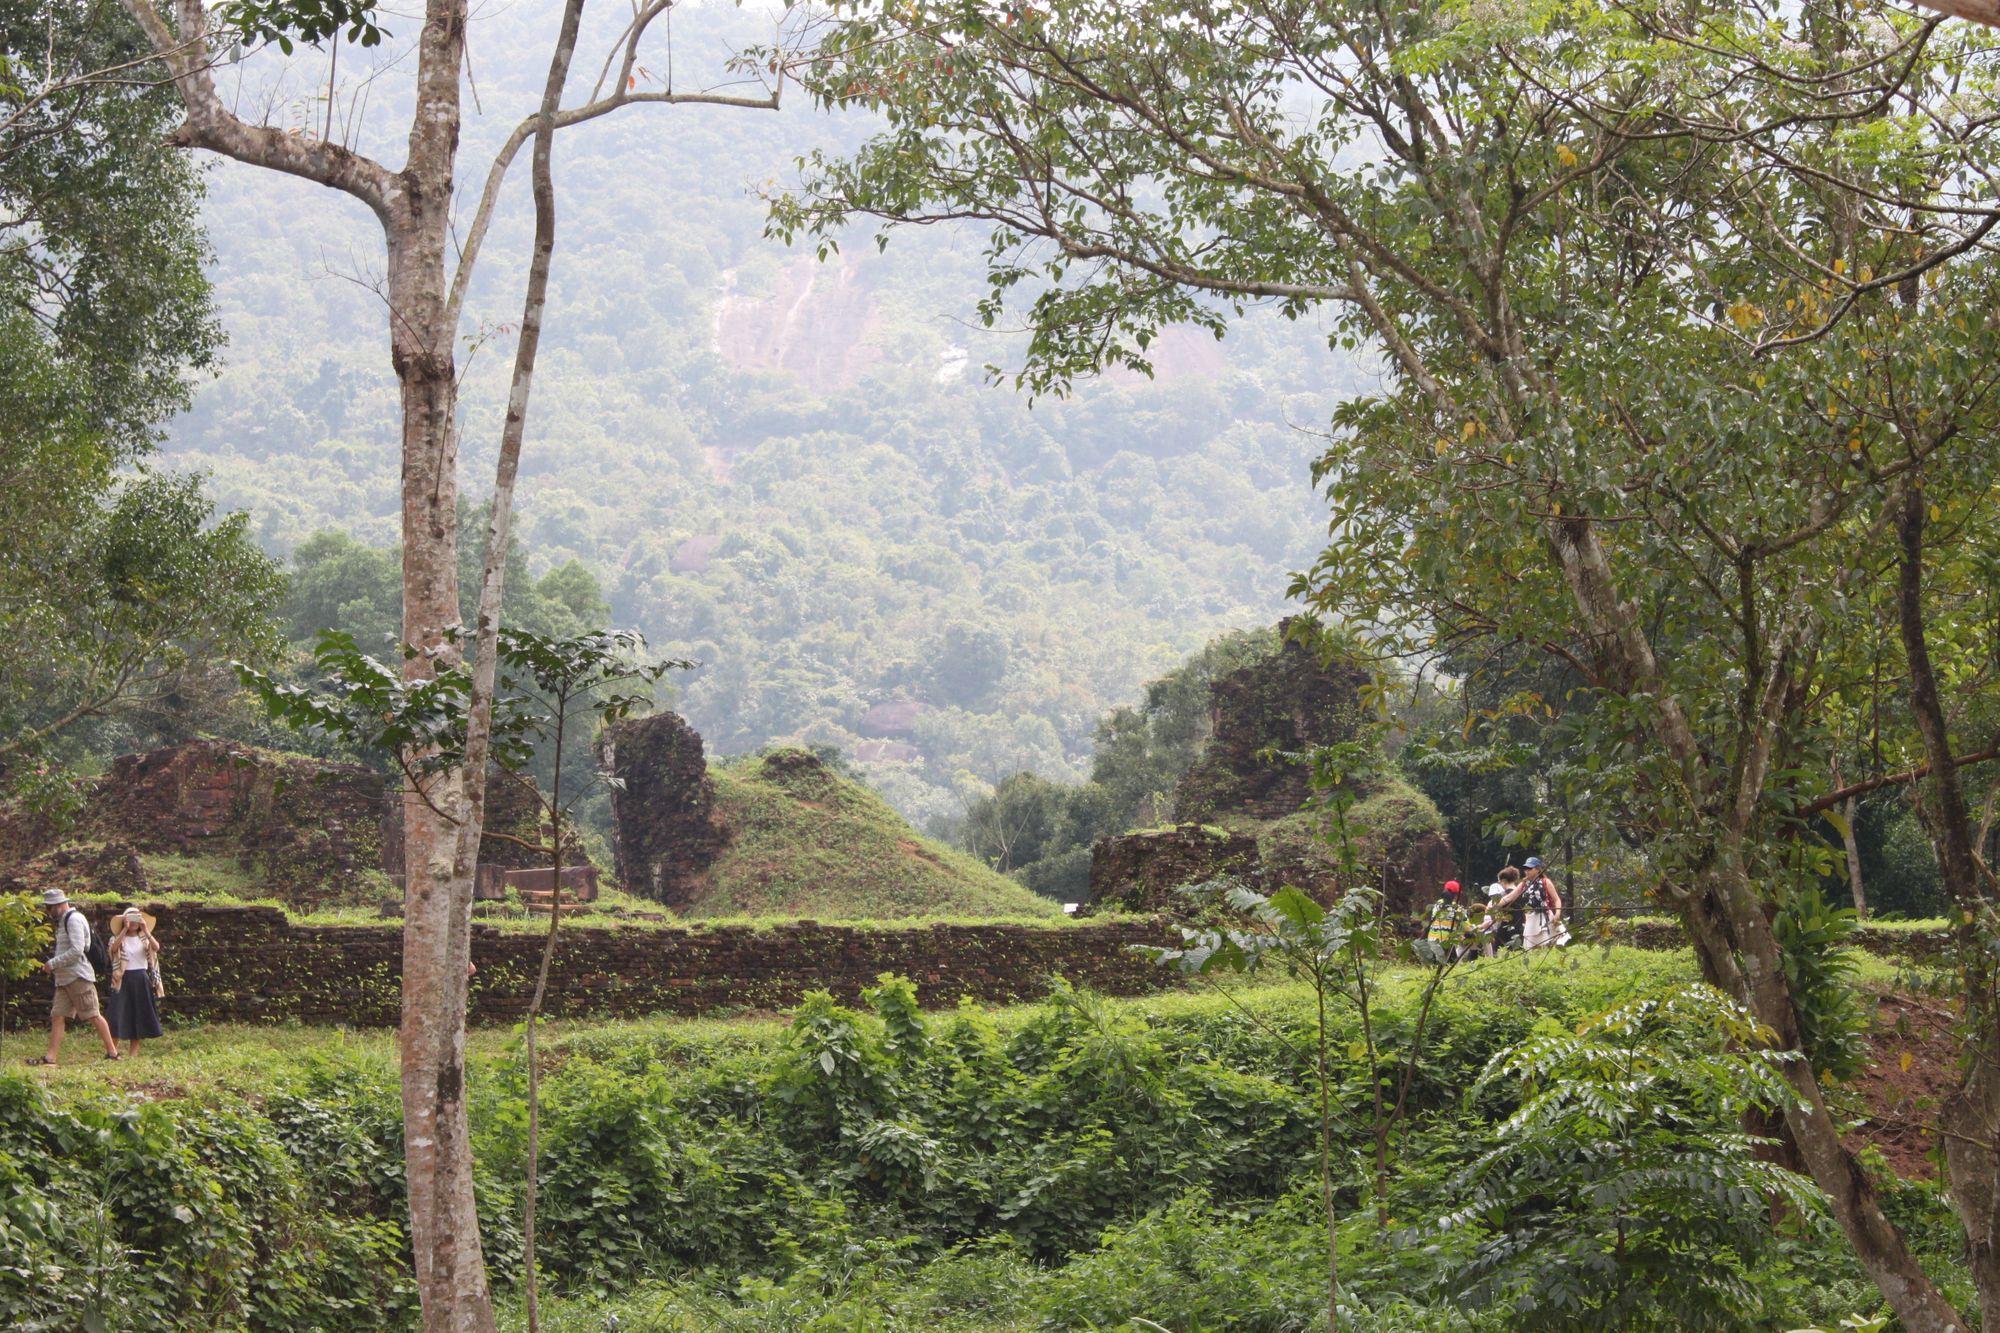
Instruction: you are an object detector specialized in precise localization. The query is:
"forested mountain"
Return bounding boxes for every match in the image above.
[161,5,1364,827]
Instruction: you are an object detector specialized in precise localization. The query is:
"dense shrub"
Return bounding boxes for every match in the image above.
[0,1072,415,1331]
[4,949,1950,1330]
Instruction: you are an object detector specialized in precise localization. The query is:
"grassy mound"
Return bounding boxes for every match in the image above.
[685,748,1062,920]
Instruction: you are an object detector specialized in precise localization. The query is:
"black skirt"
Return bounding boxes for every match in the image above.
[107,970,163,1040]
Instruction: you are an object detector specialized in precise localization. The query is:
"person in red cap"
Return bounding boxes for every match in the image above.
[1423,879,1474,959]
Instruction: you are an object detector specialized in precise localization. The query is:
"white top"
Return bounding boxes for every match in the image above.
[121,934,150,969]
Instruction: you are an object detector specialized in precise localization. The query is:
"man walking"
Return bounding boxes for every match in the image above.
[27,890,119,1066]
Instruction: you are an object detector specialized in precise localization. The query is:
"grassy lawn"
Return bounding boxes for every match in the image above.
[4,943,1735,1103]
[46,877,1111,934]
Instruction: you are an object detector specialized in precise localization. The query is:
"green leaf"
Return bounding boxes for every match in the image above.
[1266,885,1326,933]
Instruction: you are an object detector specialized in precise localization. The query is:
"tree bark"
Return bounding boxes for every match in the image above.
[1894,484,2000,1331]
[120,5,777,1328]
[497,21,589,1329]
[1830,759,1868,920]
[1546,511,1967,1331]
[1913,0,2000,28]
[119,2,489,1326]
[373,2,490,1325]
[1842,795,1868,920]
[1679,852,1965,1328]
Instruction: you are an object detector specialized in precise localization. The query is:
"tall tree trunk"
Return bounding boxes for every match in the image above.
[121,1,492,1324]
[1832,759,1868,920]
[388,205,497,1333]
[386,3,493,1326]
[462,9,583,1325]
[119,4,774,1327]
[1841,795,1868,920]
[1894,485,2000,1331]
[1548,513,1967,1330]
[523,703,570,1333]
[1679,857,1963,1328]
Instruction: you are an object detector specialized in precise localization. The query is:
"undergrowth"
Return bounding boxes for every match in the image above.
[1,947,1965,1331]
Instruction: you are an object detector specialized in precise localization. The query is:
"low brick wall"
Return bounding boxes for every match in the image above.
[3,905,1952,1033]
[1597,916,1952,963]
[0,902,1182,1030]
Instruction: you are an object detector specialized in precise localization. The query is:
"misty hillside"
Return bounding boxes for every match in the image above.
[163,4,1369,827]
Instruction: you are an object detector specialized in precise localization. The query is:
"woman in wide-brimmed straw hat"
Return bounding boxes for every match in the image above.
[107,907,164,1056]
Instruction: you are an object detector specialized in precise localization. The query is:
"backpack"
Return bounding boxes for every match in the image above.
[64,910,110,976]
[1426,900,1465,944]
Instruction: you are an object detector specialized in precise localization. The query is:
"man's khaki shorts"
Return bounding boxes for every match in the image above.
[51,978,100,1021]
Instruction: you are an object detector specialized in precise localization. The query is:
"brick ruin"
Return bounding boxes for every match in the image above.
[0,739,581,910]
[1172,634,1372,823]
[0,900,1941,1034]
[0,901,1184,1030]
[1090,633,1458,917]
[595,711,730,908]
[0,740,393,909]
[1086,825,1262,914]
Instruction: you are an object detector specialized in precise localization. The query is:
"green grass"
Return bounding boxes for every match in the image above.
[684,751,1062,921]
[10,943,1702,1105]
[136,851,272,898]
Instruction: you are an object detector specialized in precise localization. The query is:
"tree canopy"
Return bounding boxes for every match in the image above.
[0,0,269,765]
[777,1,2000,1324]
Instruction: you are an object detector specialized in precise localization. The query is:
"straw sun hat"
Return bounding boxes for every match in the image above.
[113,907,157,936]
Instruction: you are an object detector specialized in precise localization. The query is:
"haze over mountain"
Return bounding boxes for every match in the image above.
[161,4,1369,827]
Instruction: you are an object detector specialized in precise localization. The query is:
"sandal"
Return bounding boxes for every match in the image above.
[24,1056,54,1067]
[104,1051,122,1062]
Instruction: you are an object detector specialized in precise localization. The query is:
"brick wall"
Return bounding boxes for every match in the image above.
[0,905,1950,1033]
[0,902,1183,1030]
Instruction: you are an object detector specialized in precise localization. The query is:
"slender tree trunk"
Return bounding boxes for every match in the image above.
[460,10,585,1328]
[1842,795,1868,921]
[1830,758,1868,920]
[1678,850,1966,1329]
[1894,486,2000,1331]
[117,1,490,1322]
[389,248,496,1331]
[384,5,496,1325]
[120,5,770,1328]
[1315,973,1339,1333]
[524,707,567,1333]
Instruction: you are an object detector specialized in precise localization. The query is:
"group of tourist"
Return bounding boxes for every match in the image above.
[1424,857,1569,958]
[19,861,1562,1066]
[24,888,165,1067]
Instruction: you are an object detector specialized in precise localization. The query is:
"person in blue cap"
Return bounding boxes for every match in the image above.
[1512,857,1567,949]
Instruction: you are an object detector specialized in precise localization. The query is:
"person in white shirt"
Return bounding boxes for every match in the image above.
[1493,858,1567,950]
[107,907,165,1058]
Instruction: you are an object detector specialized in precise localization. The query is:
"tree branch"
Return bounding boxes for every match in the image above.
[120,0,395,220]
[1801,748,2000,817]
[1913,0,2000,27]
[448,14,779,335]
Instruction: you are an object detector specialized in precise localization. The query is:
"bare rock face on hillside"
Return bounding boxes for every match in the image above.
[713,257,881,393]
[597,711,729,908]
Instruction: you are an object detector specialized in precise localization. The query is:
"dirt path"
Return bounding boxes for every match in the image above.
[1846,991,1959,1180]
